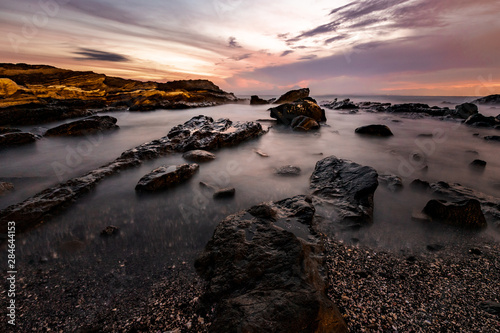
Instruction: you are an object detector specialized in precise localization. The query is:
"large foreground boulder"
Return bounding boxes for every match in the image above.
[273,88,310,104]
[310,156,378,226]
[195,196,348,333]
[0,132,38,148]
[422,199,487,228]
[269,99,326,126]
[45,115,118,136]
[135,164,199,191]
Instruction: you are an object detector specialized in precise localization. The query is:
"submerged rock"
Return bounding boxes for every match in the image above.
[275,165,302,176]
[0,132,38,148]
[135,164,199,192]
[213,187,236,199]
[379,174,403,192]
[310,156,378,226]
[422,199,487,228]
[182,150,216,162]
[291,115,320,131]
[195,195,348,332]
[250,95,270,105]
[470,159,487,168]
[273,88,310,104]
[355,124,393,137]
[44,115,119,137]
[269,99,326,126]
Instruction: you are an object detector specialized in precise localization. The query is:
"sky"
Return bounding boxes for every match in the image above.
[1,0,500,96]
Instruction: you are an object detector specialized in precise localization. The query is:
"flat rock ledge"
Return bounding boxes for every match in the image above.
[0,115,265,234]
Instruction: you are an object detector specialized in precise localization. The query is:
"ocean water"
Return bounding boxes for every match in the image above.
[1,96,499,270]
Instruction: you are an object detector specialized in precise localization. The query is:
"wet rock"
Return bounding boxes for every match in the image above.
[484,135,500,142]
[422,199,487,228]
[379,174,403,192]
[0,182,14,195]
[470,159,486,168]
[322,98,357,110]
[182,150,216,162]
[275,165,301,176]
[44,115,118,137]
[195,195,348,333]
[135,164,199,192]
[0,127,21,134]
[447,103,478,119]
[355,124,393,137]
[291,115,320,131]
[250,95,270,105]
[100,225,120,236]
[213,187,236,199]
[0,132,38,148]
[253,149,269,157]
[479,301,500,316]
[310,156,378,226]
[273,88,310,104]
[410,179,431,191]
[472,94,500,105]
[269,99,326,126]
[464,113,499,128]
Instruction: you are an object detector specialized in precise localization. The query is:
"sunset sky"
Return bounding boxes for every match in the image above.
[1,0,500,96]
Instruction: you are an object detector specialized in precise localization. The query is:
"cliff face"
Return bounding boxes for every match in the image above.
[0,63,237,125]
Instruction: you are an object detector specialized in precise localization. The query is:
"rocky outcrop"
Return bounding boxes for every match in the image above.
[355,124,393,137]
[310,156,378,226]
[291,115,320,131]
[44,116,118,137]
[269,99,326,126]
[250,95,270,105]
[322,98,357,110]
[472,94,500,105]
[195,196,348,333]
[0,132,38,148]
[464,113,499,128]
[386,103,448,117]
[182,150,216,162]
[273,88,310,104]
[0,63,238,125]
[422,199,487,228]
[135,164,199,192]
[0,115,266,234]
[448,103,478,119]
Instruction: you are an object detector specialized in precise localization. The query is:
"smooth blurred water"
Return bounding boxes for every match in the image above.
[1,96,500,269]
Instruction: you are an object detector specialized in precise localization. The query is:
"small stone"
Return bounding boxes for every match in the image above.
[213,188,235,199]
[182,150,216,162]
[253,149,269,157]
[275,165,301,176]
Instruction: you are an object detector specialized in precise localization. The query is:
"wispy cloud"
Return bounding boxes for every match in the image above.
[228,36,242,48]
[280,50,294,57]
[74,48,129,62]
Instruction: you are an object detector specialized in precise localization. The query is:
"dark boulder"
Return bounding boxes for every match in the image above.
[310,156,378,226]
[45,116,118,137]
[386,103,447,116]
[470,159,487,168]
[484,135,500,142]
[291,115,320,131]
[269,99,326,126]
[422,199,487,228]
[273,88,310,104]
[195,195,348,333]
[450,103,478,119]
[275,165,301,176]
[213,187,236,199]
[0,132,38,148]
[182,150,216,162]
[135,164,199,192]
[250,95,270,105]
[472,94,500,105]
[464,113,499,128]
[322,98,357,110]
[410,179,431,191]
[355,124,393,137]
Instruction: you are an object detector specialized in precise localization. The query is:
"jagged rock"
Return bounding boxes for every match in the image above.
[0,127,21,134]
[386,103,447,116]
[44,116,118,137]
[158,79,224,93]
[379,174,403,192]
[355,124,393,137]
[273,88,310,104]
[322,98,357,110]
[275,165,301,176]
[250,95,270,105]
[135,164,199,192]
[422,199,487,228]
[0,182,14,195]
[182,150,216,162]
[291,115,320,131]
[484,135,500,142]
[100,225,120,236]
[0,115,266,233]
[449,103,478,119]
[470,159,487,168]
[195,196,348,333]
[213,187,236,199]
[0,132,38,148]
[269,99,326,126]
[310,156,378,226]
[464,113,499,128]
[472,94,500,105]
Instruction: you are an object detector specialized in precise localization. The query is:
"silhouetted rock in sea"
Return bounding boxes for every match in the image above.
[423,199,487,229]
[464,113,500,128]
[449,103,478,119]
[0,132,38,148]
[273,88,310,104]
[355,124,394,137]
[386,103,448,116]
[269,99,326,126]
[195,195,348,333]
[322,98,358,110]
[0,63,238,125]
[135,164,199,192]
[472,94,500,105]
[250,95,270,105]
[310,156,378,227]
[0,115,266,234]
[44,116,118,137]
